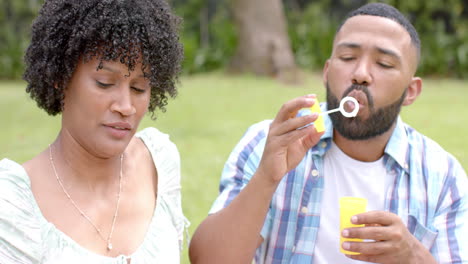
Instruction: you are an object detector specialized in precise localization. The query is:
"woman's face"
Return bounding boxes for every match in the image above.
[61,57,151,157]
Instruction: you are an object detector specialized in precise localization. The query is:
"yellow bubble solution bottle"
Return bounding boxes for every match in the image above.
[339,197,367,255]
[310,99,325,133]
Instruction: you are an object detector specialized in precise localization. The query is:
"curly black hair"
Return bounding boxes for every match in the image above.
[23,0,183,118]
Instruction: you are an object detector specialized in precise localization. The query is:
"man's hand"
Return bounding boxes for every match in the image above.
[341,211,436,264]
[256,94,324,184]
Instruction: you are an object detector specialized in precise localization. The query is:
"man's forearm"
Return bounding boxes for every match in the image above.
[189,171,280,264]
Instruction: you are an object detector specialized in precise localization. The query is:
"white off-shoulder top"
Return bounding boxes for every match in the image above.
[0,127,189,264]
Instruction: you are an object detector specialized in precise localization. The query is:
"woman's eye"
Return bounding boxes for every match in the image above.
[96,81,113,88]
[132,86,146,93]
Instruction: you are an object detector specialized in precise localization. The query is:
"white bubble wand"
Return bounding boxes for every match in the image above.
[321,96,359,118]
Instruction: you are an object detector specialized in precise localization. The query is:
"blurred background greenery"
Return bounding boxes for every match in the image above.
[1,0,468,79]
[1,0,467,263]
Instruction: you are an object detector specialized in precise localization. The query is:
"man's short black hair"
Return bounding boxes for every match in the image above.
[337,3,421,62]
[23,0,183,118]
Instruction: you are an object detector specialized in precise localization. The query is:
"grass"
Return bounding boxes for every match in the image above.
[1,73,467,263]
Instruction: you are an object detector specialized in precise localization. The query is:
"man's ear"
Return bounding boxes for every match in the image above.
[322,59,330,85]
[403,77,422,106]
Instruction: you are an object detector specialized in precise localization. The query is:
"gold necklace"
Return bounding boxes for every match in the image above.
[48,144,123,251]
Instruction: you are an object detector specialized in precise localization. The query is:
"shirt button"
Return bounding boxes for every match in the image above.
[312,169,319,177]
[301,206,308,214]
[404,163,409,170]
[321,142,327,148]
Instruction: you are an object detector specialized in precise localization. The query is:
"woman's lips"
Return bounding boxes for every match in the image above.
[103,122,132,139]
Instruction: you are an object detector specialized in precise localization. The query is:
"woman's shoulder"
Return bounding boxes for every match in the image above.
[135,127,180,189]
[136,127,179,164]
[0,159,42,261]
[136,127,174,146]
[0,158,37,215]
[0,158,32,194]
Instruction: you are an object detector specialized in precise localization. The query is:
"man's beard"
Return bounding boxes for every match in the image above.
[326,82,406,140]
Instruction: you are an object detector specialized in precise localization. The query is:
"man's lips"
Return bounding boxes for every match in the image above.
[346,90,368,108]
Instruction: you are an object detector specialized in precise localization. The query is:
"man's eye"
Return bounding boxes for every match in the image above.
[378,62,393,68]
[340,57,354,61]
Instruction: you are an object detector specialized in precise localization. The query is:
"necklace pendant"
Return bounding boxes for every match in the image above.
[107,243,113,251]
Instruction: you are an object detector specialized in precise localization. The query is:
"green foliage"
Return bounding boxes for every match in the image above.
[174,0,237,74]
[287,1,338,70]
[381,0,468,77]
[0,0,41,79]
[0,24,26,79]
[0,0,467,78]
[287,0,468,78]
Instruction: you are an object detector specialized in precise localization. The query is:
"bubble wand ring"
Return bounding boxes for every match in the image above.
[300,96,360,133]
[321,96,359,117]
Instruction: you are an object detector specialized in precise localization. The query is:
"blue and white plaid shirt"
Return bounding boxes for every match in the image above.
[209,106,468,264]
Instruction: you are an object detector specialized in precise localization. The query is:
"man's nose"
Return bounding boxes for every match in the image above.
[352,59,372,85]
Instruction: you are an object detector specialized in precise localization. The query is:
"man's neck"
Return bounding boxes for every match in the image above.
[332,122,396,162]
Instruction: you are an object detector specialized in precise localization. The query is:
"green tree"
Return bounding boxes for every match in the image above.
[0,0,41,79]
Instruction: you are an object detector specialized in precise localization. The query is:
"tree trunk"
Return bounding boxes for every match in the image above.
[229,0,300,84]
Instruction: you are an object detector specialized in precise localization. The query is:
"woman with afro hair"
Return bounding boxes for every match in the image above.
[0,0,189,262]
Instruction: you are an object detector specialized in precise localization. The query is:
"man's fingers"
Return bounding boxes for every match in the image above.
[272,113,319,136]
[272,95,317,124]
[343,240,393,256]
[352,211,399,226]
[302,129,325,149]
[272,122,317,147]
[344,226,389,241]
